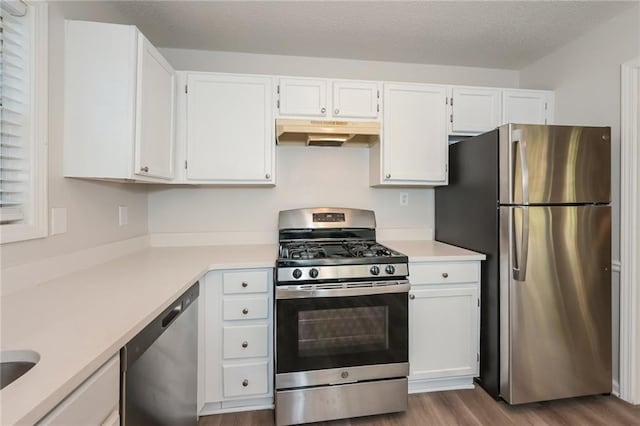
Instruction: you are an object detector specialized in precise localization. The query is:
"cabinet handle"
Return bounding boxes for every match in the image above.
[242,281,248,288]
[385,173,391,179]
[334,108,340,115]
[409,294,415,300]
[242,379,249,387]
[320,107,326,114]
[242,308,249,315]
[140,166,149,173]
[242,341,248,348]
[442,272,449,278]
[265,173,271,179]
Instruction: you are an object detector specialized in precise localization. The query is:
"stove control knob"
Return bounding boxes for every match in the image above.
[370,265,380,276]
[293,269,302,279]
[309,268,319,279]
[385,265,396,275]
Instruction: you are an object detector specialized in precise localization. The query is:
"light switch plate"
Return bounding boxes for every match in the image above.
[50,207,67,235]
[118,205,128,226]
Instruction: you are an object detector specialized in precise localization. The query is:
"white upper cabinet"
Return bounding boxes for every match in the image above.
[502,89,555,125]
[277,77,380,120]
[449,87,501,135]
[278,78,327,117]
[64,20,176,182]
[371,83,448,186]
[135,35,176,179]
[184,73,275,184]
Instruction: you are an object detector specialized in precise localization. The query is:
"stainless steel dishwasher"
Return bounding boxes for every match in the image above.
[121,282,199,426]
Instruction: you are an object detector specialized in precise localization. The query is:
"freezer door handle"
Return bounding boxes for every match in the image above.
[512,129,530,204]
[512,206,529,281]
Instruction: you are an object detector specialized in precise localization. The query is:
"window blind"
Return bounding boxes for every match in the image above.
[0,2,30,224]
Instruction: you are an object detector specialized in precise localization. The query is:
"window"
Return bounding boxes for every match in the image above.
[0,0,47,244]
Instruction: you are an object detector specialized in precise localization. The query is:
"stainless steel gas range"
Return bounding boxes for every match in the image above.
[274,207,410,426]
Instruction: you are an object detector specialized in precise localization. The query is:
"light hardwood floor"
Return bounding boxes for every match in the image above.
[198,387,640,425]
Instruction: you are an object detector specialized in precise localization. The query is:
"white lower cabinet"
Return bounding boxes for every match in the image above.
[200,268,274,415]
[408,261,480,394]
[37,354,120,425]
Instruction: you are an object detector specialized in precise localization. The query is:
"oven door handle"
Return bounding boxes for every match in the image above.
[275,282,410,299]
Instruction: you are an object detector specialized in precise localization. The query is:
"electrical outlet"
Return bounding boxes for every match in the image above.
[118,205,128,226]
[400,192,409,206]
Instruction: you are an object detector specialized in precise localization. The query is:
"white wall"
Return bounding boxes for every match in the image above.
[519,4,640,396]
[0,2,148,269]
[160,48,519,87]
[149,49,519,241]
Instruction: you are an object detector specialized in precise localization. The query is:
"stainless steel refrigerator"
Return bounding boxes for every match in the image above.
[435,124,611,404]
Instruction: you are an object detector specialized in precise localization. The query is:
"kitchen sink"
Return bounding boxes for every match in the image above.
[0,350,40,390]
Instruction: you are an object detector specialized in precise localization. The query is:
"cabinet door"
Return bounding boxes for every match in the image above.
[450,87,501,135]
[38,355,120,425]
[409,285,479,380]
[278,77,328,117]
[332,80,379,119]
[186,74,274,183]
[383,83,448,184]
[134,34,176,179]
[502,89,552,125]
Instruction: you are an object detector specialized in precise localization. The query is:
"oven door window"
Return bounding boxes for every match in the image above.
[276,293,408,373]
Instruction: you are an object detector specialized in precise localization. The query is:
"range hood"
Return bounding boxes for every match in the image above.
[276,119,380,146]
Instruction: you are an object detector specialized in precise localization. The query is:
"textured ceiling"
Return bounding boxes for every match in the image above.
[67,1,638,70]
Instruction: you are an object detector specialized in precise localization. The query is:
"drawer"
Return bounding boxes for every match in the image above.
[223,361,268,398]
[223,324,268,359]
[224,296,269,321]
[223,270,269,294]
[410,262,478,285]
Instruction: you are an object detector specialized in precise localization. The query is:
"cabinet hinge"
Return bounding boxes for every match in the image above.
[450,96,453,106]
[185,85,188,94]
[277,99,280,109]
[377,89,380,99]
[277,85,280,94]
[544,101,548,110]
[477,353,480,362]
[477,298,480,307]
[377,104,380,113]
[450,114,453,123]
[445,97,449,105]
[184,160,188,169]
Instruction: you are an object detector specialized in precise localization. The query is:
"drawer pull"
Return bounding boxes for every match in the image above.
[242,308,249,315]
[409,294,415,300]
[242,379,249,387]
[241,281,248,288]
[242,341,248,348]
[442,272,449,278]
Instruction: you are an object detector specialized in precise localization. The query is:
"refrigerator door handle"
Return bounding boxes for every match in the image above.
[512,129,530,204]
[512,206,530,281]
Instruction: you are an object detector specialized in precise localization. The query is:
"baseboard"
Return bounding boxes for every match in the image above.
[0,235,150,296]
[408,376,475,394]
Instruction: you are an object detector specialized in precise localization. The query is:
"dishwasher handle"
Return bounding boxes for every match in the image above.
[162,305,182,328]
[121,281,199,372]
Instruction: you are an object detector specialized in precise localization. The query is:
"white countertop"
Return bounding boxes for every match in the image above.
[0,240,483,425]
[383,240,486,262]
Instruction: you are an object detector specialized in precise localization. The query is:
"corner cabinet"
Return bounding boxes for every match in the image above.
[64,20,176,182]
[370,83,448,186]
[277,77,380,120]
[502,89,555,125]
[408,261,480,393]
[179,73,275,185]
[199,268,274,415]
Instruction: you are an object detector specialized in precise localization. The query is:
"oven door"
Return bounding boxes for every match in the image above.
[275,283,409,389]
